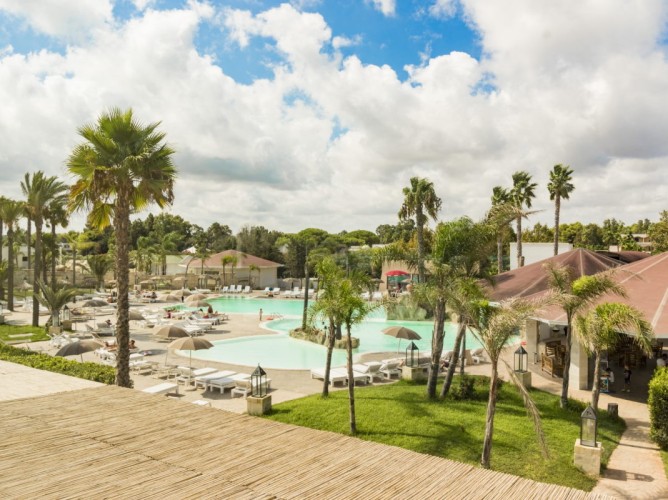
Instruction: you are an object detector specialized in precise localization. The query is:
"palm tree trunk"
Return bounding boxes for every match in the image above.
[560,320,573,408]
[427,297,446,398]
[416,208,425,283]
[32,221,42,327]
[345,323,357,435]
[114,192,132,388]
[591,351,602,410]
[441,322,466,397]
[516,216,523,268]
[497,234,503,274]
[51,223,57,287]
[322,319,336,397]
[481,362,499,468]
[302,255,310,330]
[460,334,467,376]
[0,220,4,301]
[553,196,561,256]
[71,248,76,286]
[7,228,14,311]
[26,218,31,280]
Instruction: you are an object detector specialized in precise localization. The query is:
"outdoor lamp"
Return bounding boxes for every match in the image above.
[406,342,419,368]
[251,364,267,397]
[62,305,71,322]
[580,405,598,447]
[514,346,528,373]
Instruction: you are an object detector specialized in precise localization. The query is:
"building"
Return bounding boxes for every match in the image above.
[508,242,573,270]
[183,250,282,289]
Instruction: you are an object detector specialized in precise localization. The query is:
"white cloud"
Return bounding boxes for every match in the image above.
[0,0,112,39]
[369,0,396,17]
[429,0,457,19]
[0,1,667,234]
[332,34,362,50]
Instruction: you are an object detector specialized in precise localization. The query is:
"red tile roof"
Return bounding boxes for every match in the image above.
[187,250,282,269]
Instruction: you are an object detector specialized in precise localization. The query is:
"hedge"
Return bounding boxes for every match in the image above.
[0,343,116,385]
[649,367,668,449]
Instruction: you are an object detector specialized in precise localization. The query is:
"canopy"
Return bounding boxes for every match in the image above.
[386,270,410,277]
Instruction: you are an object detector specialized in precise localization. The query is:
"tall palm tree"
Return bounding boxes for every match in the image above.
[545,263,626,408]
[310,257,346,396]
[510,171,537,268]
[490,186,510,273]
[470,297,539,469]
[548,164,575,256]
[575,303,653,410]
[398,177,442,284]
[68,108,176,388]
[0,199,23,310]
[45,197,69,287]
[0,196,7,300]
[21,172,69,327]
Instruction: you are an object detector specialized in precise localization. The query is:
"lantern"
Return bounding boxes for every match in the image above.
[405,342,419,368]
[580,405,598,447]
[514,345,528,373]
[62,305,71,322]
[251,364,267,397]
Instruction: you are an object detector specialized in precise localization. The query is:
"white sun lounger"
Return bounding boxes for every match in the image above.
[193,370,236,389]
[206,373,251,393]
[142,382,178,396]
[352,362,383,383]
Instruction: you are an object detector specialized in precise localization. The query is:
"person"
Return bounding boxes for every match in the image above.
[207,304,214,315]
[129,339,136,349]
[623,364,632,392]
[105,319,112,327]
[259,308,263,321]
[605,367,615,392]
[657,353,667,368]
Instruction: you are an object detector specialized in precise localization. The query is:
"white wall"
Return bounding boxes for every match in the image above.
[509,242,573,270]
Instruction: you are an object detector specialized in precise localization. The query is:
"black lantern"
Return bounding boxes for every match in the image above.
[251,364,267,397]
[514,345,528,373]
[580,405,598,447]
[405,342,419,368]
[62,305,71,322]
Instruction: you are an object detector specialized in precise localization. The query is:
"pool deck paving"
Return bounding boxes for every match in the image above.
[3,298,668,499]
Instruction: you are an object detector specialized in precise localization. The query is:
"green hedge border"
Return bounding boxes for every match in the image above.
[649,367,668,449]
[0,343,115,385]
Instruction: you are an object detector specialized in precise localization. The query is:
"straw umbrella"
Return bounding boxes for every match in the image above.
[188,300,211,309]
[185,293,207,303]
[154,325,189,339]
[168,336,213,371]
[55,339,104,362]
[172,289,192,298]
[128,310,145,321]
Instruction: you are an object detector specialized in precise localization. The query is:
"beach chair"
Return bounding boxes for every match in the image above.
[471,348,486,364]
[243,285,251,294]
[193,370,236,389]
[353,362,383,383]
[379,360,402,379]
[310,367,348,385]
[142,382,178,396]
[231,377,272,398]
[206,373,251,393]
[175,366,218,386]
[236,285,244,293]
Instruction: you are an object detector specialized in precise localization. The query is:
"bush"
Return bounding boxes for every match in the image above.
[649,368,668,449]
[0,343,116,384]
[451,375,476,400]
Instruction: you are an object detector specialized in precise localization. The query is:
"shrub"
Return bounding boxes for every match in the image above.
[649,368,668,449]
[0,343,116,384]
[451,375,476,400]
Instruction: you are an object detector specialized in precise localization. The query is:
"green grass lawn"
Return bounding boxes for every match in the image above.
[265,377,625,491]
[0,324,49,343]
[661,450,668,479]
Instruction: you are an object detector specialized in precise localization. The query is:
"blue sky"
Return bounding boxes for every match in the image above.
[0,1,667,233]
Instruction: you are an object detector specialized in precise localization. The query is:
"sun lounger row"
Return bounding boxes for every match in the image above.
[310,361,398,386]
[220,285,251,294]
[281,287,316,298]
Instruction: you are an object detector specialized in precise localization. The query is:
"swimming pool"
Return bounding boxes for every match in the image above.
[190,318,482,370]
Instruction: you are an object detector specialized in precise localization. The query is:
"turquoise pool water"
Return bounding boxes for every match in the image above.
[191,318,482,370]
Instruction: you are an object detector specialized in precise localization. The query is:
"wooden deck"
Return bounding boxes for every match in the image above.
[0,386,611,499]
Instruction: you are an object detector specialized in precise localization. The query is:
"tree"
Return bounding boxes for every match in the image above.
[310,257,346,396]
[68,108,176,388]
[398,177,442,283]
[522,223,554,243]
[469,297,540,468]
[34,280,78,329]
[21,171,69,327]
[45,197,69,287]
[85,254,113,291]
[248,264,260,289]
[221,255,236,286]
[545,264,626,407]
[649,211,668,254]
[601,218,626,249]
[490,186,511,273]
[547,164,575,256]
[236,225,282,261]
[0,199,24,310]
[575,303,653,410]
[510,171,537,268]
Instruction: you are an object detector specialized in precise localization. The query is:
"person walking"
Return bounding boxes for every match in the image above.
[259,308,263,321]
[623,364,632,392]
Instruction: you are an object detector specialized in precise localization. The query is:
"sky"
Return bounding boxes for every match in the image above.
[0,0,667,235]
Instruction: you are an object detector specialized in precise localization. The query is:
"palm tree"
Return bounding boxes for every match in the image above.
[84,254,114,291]
[45,197,69,287]
[34,279,78,329]
[398,177,442,284]
[510,171,537,268]
[548,164,575,256]
[310,257,346,396]
[490,186,510,273]
[221,255,235,287]
[545,263,627,408]
[0,196,7,300]
[0,199,23,311]
[21,172,69,327]
[248,264,260,289]
[575,303,653,410]
[470,297,539,468]
[68,108,176,388]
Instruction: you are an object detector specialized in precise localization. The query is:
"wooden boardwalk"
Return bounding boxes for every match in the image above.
[0,386,612,499]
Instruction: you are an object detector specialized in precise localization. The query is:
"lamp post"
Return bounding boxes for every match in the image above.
[401,342,425,381]
[574,405,601,476]
[247,364,272,415]
[405,342,419,368]
[513,345,531,388]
